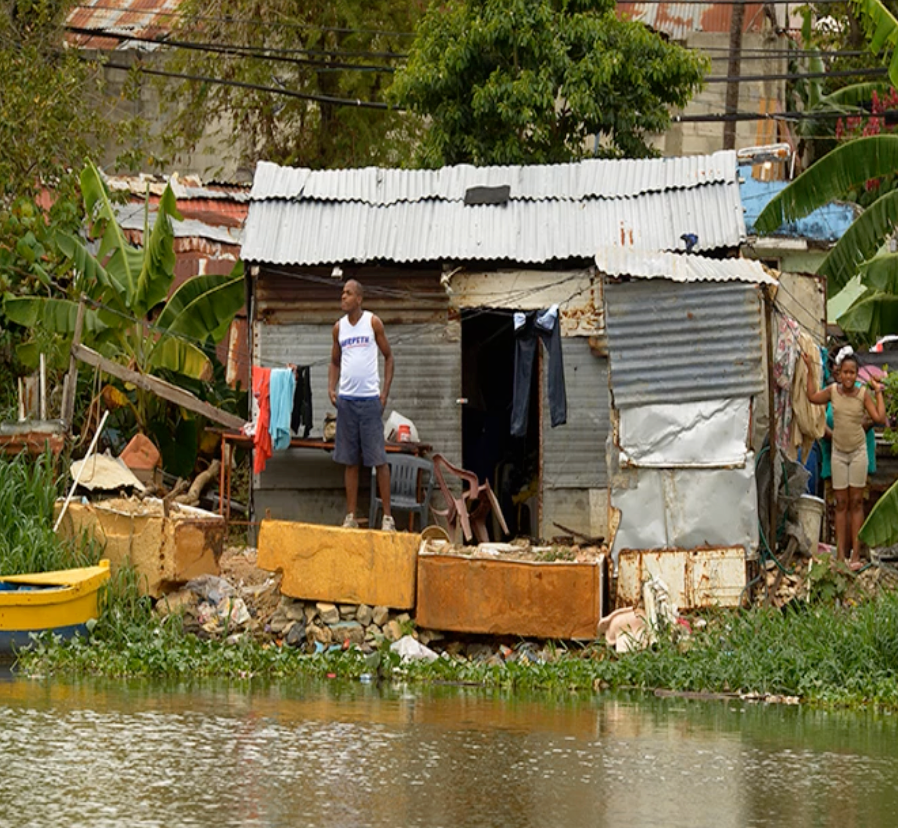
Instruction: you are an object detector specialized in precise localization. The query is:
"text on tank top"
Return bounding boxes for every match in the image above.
[830,383,867,454]
[338,311,380,398]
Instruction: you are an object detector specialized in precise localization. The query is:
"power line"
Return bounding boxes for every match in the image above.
[68,3,418,39]
[102,59,393,110]
[705,65,889,83]
[66,25,400,72]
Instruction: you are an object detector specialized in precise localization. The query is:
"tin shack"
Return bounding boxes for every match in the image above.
[240,151,749,542]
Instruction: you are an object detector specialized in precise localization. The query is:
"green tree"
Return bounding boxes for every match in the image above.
[160,0,426,173]
[387,0,708,167]
[2,161,245,433]
[0,0,111,204]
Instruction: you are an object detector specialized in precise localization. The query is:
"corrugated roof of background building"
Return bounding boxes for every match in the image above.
[616,2,768,40]
[243,152,746,265]
[66,0,179,50]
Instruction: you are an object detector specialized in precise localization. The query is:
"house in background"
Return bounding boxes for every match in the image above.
[240,150,754,555]
[617,2,788,157]
[105,172,252,388]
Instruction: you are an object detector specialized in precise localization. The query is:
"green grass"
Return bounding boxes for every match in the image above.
[0,451,99,575]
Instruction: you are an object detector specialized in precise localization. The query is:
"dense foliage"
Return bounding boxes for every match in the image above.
[388,0,709,166]
[161,0,427,173]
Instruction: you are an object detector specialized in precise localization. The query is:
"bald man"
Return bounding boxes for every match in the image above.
[328,279,395,530]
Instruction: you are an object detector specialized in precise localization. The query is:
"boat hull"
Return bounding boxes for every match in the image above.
[0,560,110,653]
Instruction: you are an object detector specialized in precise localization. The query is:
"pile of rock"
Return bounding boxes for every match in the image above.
[265,597,441,653]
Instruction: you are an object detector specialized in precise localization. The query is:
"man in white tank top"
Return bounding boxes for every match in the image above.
[328,280,395,530]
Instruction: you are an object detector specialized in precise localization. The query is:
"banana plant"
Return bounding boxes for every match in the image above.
[756,1,898,309]
[2,159,245,430]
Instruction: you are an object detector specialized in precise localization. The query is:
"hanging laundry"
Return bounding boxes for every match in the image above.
[772,315,800,456]
[290,365,313,438]
[510,305,567,438]
[251,367,272,474]
[790,330,826,460]
[269,368,296,451]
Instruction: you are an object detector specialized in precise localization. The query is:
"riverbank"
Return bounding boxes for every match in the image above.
[15,545,898,710]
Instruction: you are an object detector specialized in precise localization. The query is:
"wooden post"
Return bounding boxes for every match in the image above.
[764,286,778,554]
[61,295,87,432]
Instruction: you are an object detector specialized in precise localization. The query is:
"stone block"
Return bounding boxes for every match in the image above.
[56,499,223,598]
[257,520,419,609]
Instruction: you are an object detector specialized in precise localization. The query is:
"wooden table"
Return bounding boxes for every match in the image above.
[215,431,430,525]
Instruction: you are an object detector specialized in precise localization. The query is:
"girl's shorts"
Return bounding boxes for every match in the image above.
[831,443,867,490]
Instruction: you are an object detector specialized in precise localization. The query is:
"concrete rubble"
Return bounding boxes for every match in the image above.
[152,545,566,664]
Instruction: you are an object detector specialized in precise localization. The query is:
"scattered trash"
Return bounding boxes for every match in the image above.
[390,634,438,663]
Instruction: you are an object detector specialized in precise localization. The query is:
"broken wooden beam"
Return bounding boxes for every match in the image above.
[71,343,246,431]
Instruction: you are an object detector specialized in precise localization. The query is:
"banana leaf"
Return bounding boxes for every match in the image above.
[2,294,107,335]
[147,336,213,382]
[817,189,898,293]
[859,252,898,291]
[837,289,898,342]
[852,0,898,87]
[819,81,893,109]
[155,266,244,344]
[133,185,179,317]
[755,136,898,234]
[859,477,898,547]
[55,231,128,311]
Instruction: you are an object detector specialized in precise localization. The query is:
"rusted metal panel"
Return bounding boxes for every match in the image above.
[66,0,180,49]
[604,280,764,408]
[255,266,448,326]
[415,553,606,640]
[616,548,746,611]
[617,3,767,40]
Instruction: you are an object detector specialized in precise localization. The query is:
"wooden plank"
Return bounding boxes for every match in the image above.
[61,296,86,432]
[72,344,246,430]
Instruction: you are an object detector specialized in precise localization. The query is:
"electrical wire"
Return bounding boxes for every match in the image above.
[68,3,419,39]
[100,59,393,110]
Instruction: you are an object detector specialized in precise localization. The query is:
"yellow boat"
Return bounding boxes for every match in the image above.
[0,560,110,652]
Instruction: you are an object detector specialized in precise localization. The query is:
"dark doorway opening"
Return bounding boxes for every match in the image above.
[461,309,539,537]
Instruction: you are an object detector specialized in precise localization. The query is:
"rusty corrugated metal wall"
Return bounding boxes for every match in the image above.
[604,280,764,409]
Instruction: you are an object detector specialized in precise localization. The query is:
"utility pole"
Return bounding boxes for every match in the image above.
[723,0,747,149]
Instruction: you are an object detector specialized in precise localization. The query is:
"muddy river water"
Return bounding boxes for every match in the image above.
[2,673,897,827]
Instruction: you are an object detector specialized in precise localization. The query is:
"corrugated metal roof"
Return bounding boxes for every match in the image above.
[249,152,738,204]
[66,0,179,50]
[617,3,767,40]
[244,154,745,264]
[604,280,764,408]
[596,248,776,284]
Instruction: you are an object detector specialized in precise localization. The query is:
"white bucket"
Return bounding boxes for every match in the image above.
[796,494,825,550]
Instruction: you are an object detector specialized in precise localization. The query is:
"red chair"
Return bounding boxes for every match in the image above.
[430,454,510,544]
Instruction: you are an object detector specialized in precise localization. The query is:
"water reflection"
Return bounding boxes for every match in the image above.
[0,676,896,827]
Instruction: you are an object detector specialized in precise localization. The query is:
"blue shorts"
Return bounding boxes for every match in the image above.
[334,397,387,467]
